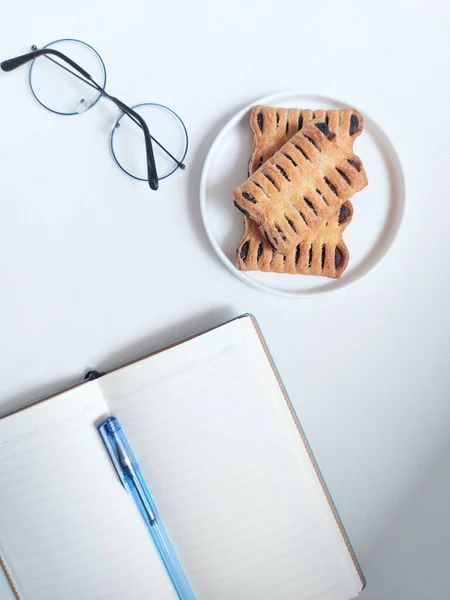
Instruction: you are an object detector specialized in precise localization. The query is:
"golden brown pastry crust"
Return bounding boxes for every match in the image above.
[248,107,363,174]
[233,117,367,260]
[236,107,362,278]
[237,199,353,278]
[235,107,365,278]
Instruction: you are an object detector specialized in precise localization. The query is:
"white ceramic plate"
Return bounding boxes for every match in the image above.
[200,92,405,297]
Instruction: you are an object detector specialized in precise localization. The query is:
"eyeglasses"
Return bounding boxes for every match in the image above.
[1,38,189,191]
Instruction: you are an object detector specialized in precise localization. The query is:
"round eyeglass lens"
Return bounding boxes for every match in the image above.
[29,38,107,115]
[110,103,188,181]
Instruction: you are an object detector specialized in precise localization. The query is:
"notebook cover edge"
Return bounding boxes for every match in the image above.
[0,555,21,600]
[248,314,366,591]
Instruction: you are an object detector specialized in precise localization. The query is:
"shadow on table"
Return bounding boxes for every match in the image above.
[0,306,236,417]
[360,439,450,599]
[95,305,236,373]
[185,101,250,257]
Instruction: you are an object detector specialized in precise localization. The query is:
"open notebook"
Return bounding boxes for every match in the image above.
[0,315,364,600]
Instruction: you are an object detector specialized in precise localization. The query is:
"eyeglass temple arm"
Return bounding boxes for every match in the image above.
[1,48,92,80]
[111,97,159,190]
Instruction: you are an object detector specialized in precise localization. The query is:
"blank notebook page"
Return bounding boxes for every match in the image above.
[0,385,178,600]
[101,316,362,600]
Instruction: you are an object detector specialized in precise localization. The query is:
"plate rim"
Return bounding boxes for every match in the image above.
[200,90,406,298]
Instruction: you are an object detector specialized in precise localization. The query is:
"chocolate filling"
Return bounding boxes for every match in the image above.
[294,206,309,226]
[257,112,264,132]
[338,204,349,224]
[304,135,321,152]
[304,197,318,216]
[264,231,277,251]
[283,153,297,167]
[294,144,310,161]
[316,188,329,206]
[324,177,339,197]
[336,167,351,185]
[275,224,287,241]
[242,191,257,204]
[347,158,361,172]
[275,164,290,181]
[315,122,332,139]
[350,114,359,135]
[335,246,344,268]
[264,173,280,191]
[233,201,251,217]
[240,241,249,261]
[284,214,297,233]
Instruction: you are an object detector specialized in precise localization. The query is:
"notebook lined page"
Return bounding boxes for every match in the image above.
[101,317,362,600]
[0,384,178,600]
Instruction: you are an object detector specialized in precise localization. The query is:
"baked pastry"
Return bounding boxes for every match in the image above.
[236,107,363,278]
[237,198,353,278]
[233,121,368,256]
[248,107,363,174]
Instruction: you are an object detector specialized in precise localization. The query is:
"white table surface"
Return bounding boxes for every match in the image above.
[0,2,449,598]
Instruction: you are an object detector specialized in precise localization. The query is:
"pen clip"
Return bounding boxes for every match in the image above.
[98,420,129,492]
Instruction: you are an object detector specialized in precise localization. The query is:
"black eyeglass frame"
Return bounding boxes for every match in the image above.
[1,44,187,190]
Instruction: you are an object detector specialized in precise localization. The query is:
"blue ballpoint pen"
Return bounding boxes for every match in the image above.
[98,416,197,600]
